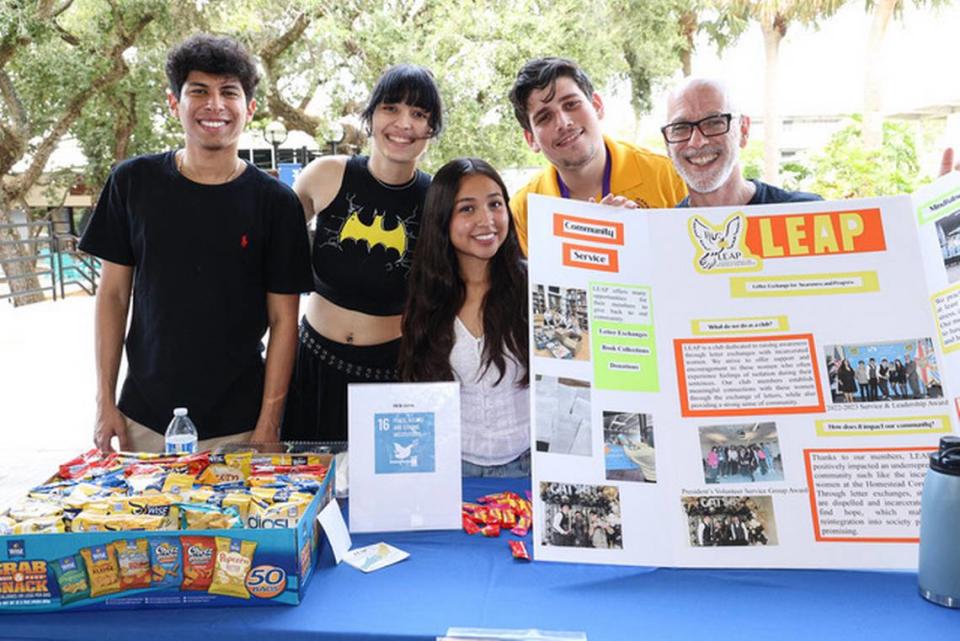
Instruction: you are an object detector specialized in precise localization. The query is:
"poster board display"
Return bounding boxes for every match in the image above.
[348,382,462,533]
[527,173,960,569]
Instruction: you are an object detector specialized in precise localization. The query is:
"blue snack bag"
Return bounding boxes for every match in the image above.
[149,536,182,589]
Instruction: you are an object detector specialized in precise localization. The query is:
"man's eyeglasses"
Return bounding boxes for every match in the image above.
[661,113,736,143]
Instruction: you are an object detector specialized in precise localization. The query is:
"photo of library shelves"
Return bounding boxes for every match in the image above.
[532,284,590,361]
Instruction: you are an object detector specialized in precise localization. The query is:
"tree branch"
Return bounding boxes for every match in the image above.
[10,13,154,198]
[37,0,76,20]
[258,9,329,136]
[0,69,28,136]
[260,12,313,64]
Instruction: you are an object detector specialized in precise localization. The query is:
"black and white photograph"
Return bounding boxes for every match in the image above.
[698,422,783,485]
[535,375,591,456]
[603,411,656,482]
[532,284,590,361]
[682,495,778,547]
[540,481,622,550]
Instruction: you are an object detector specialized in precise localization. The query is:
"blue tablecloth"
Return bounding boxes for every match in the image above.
[2,477,958,640]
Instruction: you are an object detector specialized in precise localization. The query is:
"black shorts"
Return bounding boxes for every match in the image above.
[281,318,400,443]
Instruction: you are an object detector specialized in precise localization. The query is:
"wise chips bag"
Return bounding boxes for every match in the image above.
[114,538,151,590]
[52,554,90,605]
[80,543,122,598]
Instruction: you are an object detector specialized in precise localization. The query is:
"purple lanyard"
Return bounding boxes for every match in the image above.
[557,146,612,200]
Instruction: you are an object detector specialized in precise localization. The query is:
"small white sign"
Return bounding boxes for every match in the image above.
[348,381,462,533]
[316,499,351,564]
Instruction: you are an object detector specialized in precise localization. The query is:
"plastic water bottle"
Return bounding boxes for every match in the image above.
[164,407,198,454]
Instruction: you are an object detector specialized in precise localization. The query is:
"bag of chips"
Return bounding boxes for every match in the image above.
[13,516,65,534]
[179,503,242,530]
[114,538,152,590]
[149,536,183,589]
[80,544,122,598]
[52,553,91,605]
[208,537,257,599]
[181,535,217,591]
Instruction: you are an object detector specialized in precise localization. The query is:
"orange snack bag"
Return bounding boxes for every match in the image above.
[114,538,152,590]
[181,535,217,591]
[80,543,122,597]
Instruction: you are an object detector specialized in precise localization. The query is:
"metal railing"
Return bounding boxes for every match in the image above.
[0,218,100,304]
[0,220,58,303]
[54,233,99,297]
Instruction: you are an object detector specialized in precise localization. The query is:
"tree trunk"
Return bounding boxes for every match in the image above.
[863,0,898,150]
[761,15,786,185]
[0,205,45,306]
[679,10,697,77]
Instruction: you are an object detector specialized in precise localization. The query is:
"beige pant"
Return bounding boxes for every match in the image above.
[123,415,254,453]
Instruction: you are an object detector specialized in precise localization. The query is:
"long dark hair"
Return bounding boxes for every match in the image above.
[399,158,528,386]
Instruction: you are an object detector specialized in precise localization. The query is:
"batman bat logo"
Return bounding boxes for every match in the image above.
[338,212,407,256]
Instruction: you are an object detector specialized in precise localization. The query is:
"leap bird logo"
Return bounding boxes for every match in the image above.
[339,211,407,256]
[688,213,761,274]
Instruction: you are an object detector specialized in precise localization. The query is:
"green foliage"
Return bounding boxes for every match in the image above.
[808,115,922,199]
[740,139,764,180]
[218,0,686,171]
[3,0,691,196]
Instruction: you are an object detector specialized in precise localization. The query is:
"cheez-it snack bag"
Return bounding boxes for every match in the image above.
[180,535,216,591]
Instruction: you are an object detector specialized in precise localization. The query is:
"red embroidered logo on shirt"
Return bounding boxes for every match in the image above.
[240,234,249,249]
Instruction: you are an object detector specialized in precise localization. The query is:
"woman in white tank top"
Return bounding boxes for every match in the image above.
[399,158,530,476]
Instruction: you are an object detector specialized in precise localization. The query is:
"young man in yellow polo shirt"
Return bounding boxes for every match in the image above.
[508,57,687,255]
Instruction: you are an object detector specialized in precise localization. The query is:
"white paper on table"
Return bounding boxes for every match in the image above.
[343,542,410,573]
[316,499,352,564]
[348,381,462,533]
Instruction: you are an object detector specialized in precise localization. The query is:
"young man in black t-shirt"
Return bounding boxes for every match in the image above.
[80,34,312,452]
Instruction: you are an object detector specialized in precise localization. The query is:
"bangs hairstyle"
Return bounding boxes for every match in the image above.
[361,64,444,136]
[509,57,595,132]
[166,33,260,100]
[399,158,528,386]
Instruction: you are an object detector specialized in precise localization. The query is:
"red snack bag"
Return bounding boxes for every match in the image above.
[59,448,103,480]
[481,523,501,537]
[461,503,482,514]
[462,514,481,535]
[472,507,492,524]
[181,536,217,591]
[509,540,530,560]
[499,508,518,527]
[124,463,166,478]
[510,524,529,537]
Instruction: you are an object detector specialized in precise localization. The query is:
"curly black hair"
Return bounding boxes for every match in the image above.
[165,33,260,100]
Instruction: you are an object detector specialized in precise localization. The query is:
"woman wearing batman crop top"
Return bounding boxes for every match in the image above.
[281,64,443,443]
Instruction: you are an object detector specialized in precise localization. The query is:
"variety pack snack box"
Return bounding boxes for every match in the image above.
[0,448,335,612]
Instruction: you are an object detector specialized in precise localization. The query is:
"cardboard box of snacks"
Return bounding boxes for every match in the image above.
[0,448,335,612]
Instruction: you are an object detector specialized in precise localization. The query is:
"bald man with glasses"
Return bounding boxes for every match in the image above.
[663,78,821,207]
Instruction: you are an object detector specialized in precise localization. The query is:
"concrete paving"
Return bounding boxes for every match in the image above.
[0,296,100,510]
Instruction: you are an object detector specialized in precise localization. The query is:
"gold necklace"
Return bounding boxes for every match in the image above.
[176,150,244,184]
